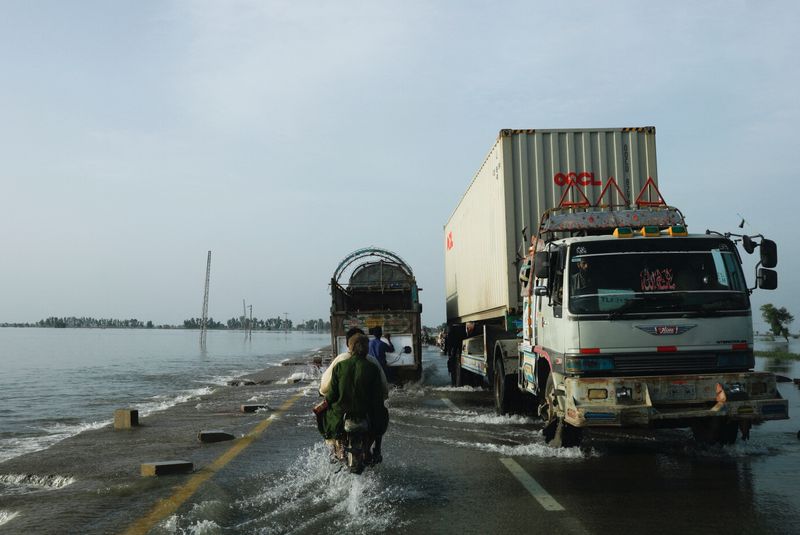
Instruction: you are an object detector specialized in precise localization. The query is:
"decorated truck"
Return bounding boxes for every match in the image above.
[445,127,787,446]
[330,247,422,381]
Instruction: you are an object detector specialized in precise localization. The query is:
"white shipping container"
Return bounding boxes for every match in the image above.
[445,127,659,324]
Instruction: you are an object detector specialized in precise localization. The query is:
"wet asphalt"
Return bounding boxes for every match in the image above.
[1,348,799,534]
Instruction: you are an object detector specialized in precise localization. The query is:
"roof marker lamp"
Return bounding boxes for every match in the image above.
[668,225,688,237]
[640,225,661,237]
[614,227,633,238]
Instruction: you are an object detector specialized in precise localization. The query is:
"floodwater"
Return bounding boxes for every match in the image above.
[1,336,799,533]
[150,349,800,534]
[0,328,330,464]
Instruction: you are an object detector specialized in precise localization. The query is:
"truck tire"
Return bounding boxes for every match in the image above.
[691,418,738,445]
[493,359,517,415]
[455,361,465,387]
[542,375,582,448]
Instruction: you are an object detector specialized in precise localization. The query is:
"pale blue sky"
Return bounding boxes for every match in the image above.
[1,1,798,329]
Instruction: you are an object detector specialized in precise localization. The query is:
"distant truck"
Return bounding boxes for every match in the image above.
[445,127,787,446]
[330,247,423,381]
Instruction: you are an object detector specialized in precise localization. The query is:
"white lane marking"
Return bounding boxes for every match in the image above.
[440,398,459,411]
[499,457,565,511]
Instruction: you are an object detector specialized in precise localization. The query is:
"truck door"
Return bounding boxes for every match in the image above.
[538,246,565,365]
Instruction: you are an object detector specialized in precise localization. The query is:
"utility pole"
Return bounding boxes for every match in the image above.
[248,304,253,339]
[200,251,211,348]
[242,299,247,333]
[283,312,288,333]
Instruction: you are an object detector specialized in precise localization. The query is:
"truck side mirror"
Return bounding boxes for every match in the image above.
[760,239,777,268]
[742,235,756,254]
[534,252,549,278]
[757,268,777,290]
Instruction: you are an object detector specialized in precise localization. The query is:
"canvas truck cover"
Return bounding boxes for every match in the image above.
[444,127,659,324]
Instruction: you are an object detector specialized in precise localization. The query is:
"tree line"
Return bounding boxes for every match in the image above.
[1,316,331,331]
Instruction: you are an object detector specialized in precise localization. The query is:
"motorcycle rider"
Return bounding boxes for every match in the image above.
[319,327,388,399]
[319,333,389,463]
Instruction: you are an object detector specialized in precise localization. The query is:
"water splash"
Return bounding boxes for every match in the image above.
[161,444,413,534]
[0,511,20,527]
[0,473,76,489]
[391,406,534,425]
[409,432,592,458]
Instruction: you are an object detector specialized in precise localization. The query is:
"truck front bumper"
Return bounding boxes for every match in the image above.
[561,372,789,428]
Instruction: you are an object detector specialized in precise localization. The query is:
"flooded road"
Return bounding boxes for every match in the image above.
[149,350,800,535]
[2,348,799,534]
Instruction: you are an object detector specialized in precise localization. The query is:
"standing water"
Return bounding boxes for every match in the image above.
[0,328,329,464]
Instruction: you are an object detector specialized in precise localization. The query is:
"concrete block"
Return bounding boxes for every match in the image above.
[198,430,235,443]
[241,404,270,413]
[227,379,256,386]
[114,409,139,429]
[140,461,193,477]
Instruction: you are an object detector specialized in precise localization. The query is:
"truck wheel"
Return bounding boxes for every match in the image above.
[719,421,739,445]
[493,359,518,415]
[455,362,465,387]
[542,375,582,448]
[691,418,738,445]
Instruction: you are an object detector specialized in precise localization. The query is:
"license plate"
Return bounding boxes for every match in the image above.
[667,383,696,400]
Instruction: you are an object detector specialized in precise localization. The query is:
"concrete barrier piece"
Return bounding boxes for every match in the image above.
[140,461,193,477]
[114,409,139,429]
[241,404,271,413]
[198,430,235,443]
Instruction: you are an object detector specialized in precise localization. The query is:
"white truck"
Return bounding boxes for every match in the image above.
[444,128,787,446]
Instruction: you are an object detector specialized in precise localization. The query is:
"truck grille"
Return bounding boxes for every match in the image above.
[613,353,718,374]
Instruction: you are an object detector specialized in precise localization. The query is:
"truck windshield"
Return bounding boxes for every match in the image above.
[567,238,749,316]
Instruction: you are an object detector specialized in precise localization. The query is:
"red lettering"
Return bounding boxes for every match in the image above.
[554,171,601,187]
[640,268,676,292]
[446,232,454,251]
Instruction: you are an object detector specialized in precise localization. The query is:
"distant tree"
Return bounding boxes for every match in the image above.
[146,320,154,329]
[760,304,794,342]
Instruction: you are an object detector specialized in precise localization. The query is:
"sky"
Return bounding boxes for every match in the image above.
[1,0,798,330]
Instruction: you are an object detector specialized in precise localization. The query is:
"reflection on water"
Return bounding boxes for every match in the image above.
[764,358,792,374]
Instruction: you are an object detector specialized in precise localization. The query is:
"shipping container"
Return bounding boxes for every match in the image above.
[444,127,659,324]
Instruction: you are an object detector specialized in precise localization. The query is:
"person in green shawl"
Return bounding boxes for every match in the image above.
[320,333,390,462]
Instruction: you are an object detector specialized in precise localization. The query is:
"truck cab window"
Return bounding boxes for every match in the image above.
[567,238,749,316]
[551,249,564,306]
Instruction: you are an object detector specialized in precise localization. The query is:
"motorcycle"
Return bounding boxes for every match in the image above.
[314,401,375,474]
[340,415,371,474]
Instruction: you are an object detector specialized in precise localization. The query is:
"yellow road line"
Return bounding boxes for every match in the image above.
[121,391,305,535]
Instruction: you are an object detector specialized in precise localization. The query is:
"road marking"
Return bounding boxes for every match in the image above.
[440,397,459,411]
[499,457,565,511]
[121,391,305,535]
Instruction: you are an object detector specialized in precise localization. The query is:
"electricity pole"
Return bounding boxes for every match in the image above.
[200,251,211,348]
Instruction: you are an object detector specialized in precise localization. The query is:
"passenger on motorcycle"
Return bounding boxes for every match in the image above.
[319,327,388,400]
[318,333,389,463]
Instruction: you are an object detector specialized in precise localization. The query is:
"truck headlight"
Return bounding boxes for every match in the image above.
[616,387,632,400]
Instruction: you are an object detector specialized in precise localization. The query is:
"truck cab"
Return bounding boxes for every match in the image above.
[519,211,787,446]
